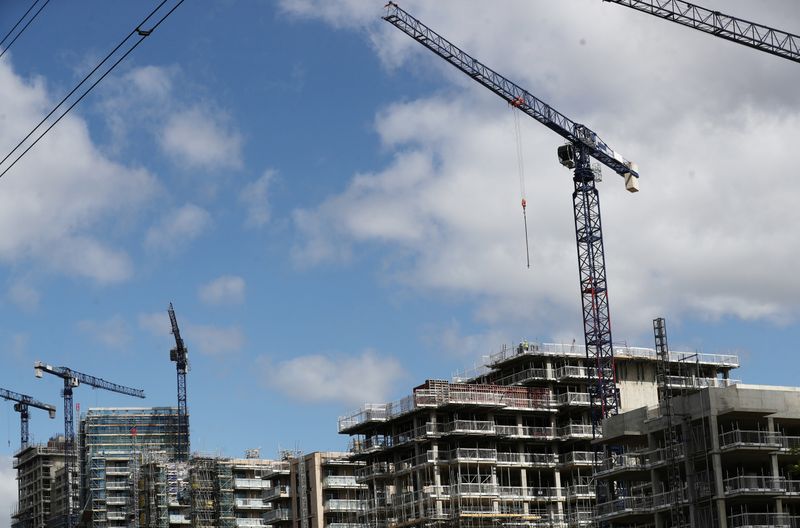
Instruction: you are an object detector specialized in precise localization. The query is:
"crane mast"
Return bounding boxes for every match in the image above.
[34,361,145,528]
[168,302,190,462]
[603,0,800,63]
[383,3,640,425]
[0,387,56,449]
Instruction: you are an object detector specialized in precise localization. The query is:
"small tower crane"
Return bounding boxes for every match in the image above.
[34,361,145,528]
[383,3,640,427]
[168,302,190,462]
[0,387,56,450]
[603,0,800,63]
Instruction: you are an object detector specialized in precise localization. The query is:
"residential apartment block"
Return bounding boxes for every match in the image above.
[11,436,76,528]
[289,451,365,528]
[596,384,800,528]
[338,341,739,528]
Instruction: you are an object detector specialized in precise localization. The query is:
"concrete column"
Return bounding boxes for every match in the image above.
[768,417,784,515]
[545,359,554,381]
[708,414,728,528]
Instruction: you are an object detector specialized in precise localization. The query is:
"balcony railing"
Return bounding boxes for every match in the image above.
[263,484,291,500]
[719,430,782,451]
[666,376,739,389]
[262,508,291,523]
[487,342,739,367]
[324,499,364,512]
[728,513,800,528]
[557,392,591,406]
[323,475,364,488]
[560,451,599,466]
[495,425,556,440]
[235,498,268,509]
[558,424,596,439]
[724,475,785,496]
[233,478,270,489]
[496,452,557,467]
[236,518,268,527]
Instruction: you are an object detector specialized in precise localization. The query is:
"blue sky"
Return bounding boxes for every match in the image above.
[1,0,800,517]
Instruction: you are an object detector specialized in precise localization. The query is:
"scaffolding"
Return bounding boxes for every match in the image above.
[191,458,218,528]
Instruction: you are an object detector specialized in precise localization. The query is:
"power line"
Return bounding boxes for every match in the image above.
[0,0,51,60]
[0,0,186,180]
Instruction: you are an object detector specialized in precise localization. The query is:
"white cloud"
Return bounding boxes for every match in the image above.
[259,350,406,406]
[289,1,800,341]
[160,107,243,170]
[240,170,274,228]
[7,281,40,312]
[138,310,172,338]
[0,456,14,525]
[145,204,212,253]
[186,323,245,357]
[77,315,130,348]
[138,310,244,357]
[198,275,245,305]
[0,60,157,284]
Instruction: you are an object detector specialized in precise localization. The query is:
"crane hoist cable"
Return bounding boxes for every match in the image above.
[510,96,531,268]
[0,0,186,180]
[0,0,51,61]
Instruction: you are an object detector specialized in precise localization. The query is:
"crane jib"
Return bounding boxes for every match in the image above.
[383,4,640,182]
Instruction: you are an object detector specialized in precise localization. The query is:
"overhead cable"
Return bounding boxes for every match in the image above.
[0,0,186,180]
[0,0,51,60]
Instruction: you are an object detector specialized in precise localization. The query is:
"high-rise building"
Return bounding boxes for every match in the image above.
[11,436,76,528]
[338,341,739,528]
[595,384,800,528]
[289,452,364,528]
[78,407,184,528]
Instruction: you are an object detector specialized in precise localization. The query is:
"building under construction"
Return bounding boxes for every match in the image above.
[289,451,365,528]
[77,407,185,528]
[595,384,800,528]
[11,436,76,528]
[338,341,739,528]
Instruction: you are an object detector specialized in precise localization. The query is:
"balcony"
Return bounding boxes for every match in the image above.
[105,497,127,506]
[498,486,561,501]
[235,498,268,509]
[324,499,364,512]
[719,430,781,451]
[262,508,291,523]
[237,518,268,528]
[234,478,270,489]
[728,513,800,528]
[449,448,497,463]
[666,375,739,389]
[496,452,557,468]
[555,366,588,381]
[596,495,653,519]
[355,462,391,482]
[495,425,556,440]
[323,475,365,489]
[596,453,647,477]
[439,420,496,435]
[565,484,594,500]
[263,484,291,501]
[558,424,596,440]
[495,367,553,385]
[559,451,599,468]
[724,475,785,497]
[557,392,590,407]
[169,514,191,524]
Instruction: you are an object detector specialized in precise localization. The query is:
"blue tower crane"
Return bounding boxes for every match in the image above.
[168,302,190,462]
[0,387,56,450]
[603,0,800,63]
[34,361,145,528]
[383,2,641,428]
